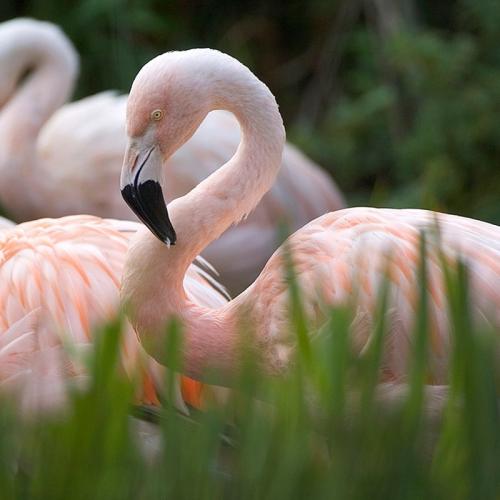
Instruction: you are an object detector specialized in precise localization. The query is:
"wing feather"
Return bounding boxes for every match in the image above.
[0,216,228,411]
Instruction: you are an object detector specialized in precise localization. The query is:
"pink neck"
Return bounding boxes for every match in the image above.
[122,66,285,382]
[0,24,77,219]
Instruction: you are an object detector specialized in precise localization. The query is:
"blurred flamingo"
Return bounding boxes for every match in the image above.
[0,18,345,294]
[0,215,229,412]
[120,49,500,386]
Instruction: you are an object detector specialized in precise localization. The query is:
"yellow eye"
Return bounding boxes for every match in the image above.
[151,109,163,121]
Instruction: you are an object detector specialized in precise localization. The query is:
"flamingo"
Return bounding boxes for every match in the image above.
[120,49,500,387]
[0,215,229,412]
[0,18,345,294]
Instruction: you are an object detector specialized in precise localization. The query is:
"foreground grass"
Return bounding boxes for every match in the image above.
[0,257,498,499]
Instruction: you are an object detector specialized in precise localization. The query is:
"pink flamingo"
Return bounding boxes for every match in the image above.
[0,18,344,294]
[0,215,228,412]
[120,49,500,386]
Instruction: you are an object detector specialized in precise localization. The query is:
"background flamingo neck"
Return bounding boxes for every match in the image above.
[0,22,78,219]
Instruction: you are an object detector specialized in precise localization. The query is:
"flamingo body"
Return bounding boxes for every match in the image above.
[36,92,129,218]
[235,207,500,380]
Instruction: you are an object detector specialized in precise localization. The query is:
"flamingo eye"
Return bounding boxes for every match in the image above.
[151,109,163,121]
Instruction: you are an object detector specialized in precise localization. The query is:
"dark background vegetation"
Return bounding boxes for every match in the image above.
[2,0,500,223]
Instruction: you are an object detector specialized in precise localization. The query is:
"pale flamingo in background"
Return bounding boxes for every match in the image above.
[0,215,229,412]
[120,49,500,388]
[0,18,345,295]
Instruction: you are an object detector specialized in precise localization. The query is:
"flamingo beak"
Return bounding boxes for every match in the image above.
[120,143,177,245]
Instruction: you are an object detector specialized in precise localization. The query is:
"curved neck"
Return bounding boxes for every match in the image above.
[123,65,285,381]
[171,83,285,276]
[0,22,78,219]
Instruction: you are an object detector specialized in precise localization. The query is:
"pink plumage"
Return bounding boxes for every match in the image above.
[241,208,500,379]
[0,216,228,412]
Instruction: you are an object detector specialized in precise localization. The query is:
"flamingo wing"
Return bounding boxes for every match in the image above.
[0,215,228,411]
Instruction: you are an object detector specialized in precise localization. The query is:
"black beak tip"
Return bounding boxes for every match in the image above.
[121,181,177,246]
[154,226,177,247]
[161,229,177,246]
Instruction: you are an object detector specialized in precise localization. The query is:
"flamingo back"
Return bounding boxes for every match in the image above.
[242,208,500,382]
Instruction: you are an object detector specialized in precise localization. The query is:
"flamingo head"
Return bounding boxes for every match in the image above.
[120,50,217,246]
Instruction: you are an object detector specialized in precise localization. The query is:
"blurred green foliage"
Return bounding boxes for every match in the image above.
[1,0,500,222]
